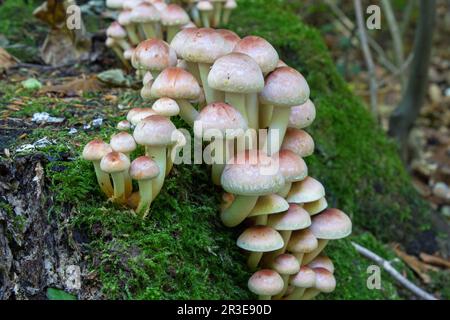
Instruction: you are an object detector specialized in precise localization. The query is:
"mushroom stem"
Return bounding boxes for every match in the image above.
[273,274,290,300]
[262,230,291,264]
[294,252,304,265]
[116,39,131,51]
[212,1,223,27]
[264,108,290,156]
[166,25,180,42]
[92,161,114,198]
[176,100,199,126]
[259,104,273,128]
[123,170,133,198]
[200,11,211,27]
[302,239,329,265]
[220,195,258,227]
[277,182,292,198]
[198,63,222,104]
[247,251,263,271]
[255,214,268,226]
[136,179,153,218]
[225,92,248,123]
[284,287,306,300]
[146,146,167,200]
[166,147,174,177]
[222,7,232,25]
[191,6,202,26]
[111,172,126,204]
[246,93,259,130]
[141,23,157,39]
[299,288,320,300]
[186,61,201,83]
[111,45,131,69]
[125,25,140,45]
[211,138,229,185]
[259,295,271,301]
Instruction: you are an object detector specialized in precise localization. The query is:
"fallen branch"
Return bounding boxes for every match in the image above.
[351,242,438,300]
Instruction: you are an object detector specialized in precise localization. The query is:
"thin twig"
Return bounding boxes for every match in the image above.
[352,242,438,300]
[353,0,378,119]
[401,0,417,36]
[381,0,406,87]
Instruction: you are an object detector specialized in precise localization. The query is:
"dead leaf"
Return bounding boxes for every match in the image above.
[39,76,105,96]
[419,253,450,269]
[391,243,438,284]
[0,47,18,71]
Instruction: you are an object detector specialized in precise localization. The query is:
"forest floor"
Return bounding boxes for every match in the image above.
[0,0,449,300]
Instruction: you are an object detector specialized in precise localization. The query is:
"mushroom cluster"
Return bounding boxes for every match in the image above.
[90,9,351,299]
[104,0,237,69]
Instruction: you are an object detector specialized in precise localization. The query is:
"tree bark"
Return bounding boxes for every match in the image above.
[388,0,437,161]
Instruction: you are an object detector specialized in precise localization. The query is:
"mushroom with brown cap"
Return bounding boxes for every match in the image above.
[194,102,247,185]
[260,67,310,155]
[232,36,279,129]
[222,0,237,25]
[286,228,318,265]
[171,28,228,105]
[130,2,162,39]
[300,267,336,300]
[216,29,240,53]
[220,150,285,227]
[106,22,131,52]
[270,253,300,299]
[247,194,289,222]
[197,1,213,28]
[288,99,316,129]
[283,266,316,300]
[100,151,131,204]
[307,255,335,273]
[110,131,136,197]
[302,208,352,265]
[152,97,180,118]
[237,226,284,270]
[208,52,264,125]
[303,197,328,216]
[126,107,157,126]
[160,4,190,42]
[281,128,315,158]
[117,120,131,131]
[275,149,308,198]
[82,139,114,198]
[248,269,284,300]
[133,115,177,199]
[286,176,325,204]
[132,39,177,79]
[150,67,202,126]
[129,156,160,217]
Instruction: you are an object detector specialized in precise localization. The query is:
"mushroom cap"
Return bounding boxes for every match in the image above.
[82,139,113,161]
[268,204,311,231]
[123,47,134,60]
[171,28,228,64]
[118,9,133,26]
[117,120,131,131]
[105,37,115,48]
[181,21,197,29]
[126,108,157,125]
[270,254,300,275]
[289,99,316,129]
[247,194,289,217]
[313,268,336,293]
[276,149,308,183]
[142,71,154,86]
[290,266,316,288]
[225,0,237,9]
[287,228,318,253]
[160,4,190,26]
[310,208,352,240]
[152,98,180,117]
[259,67,310,107]
[151,67,201,100]
[308,255,335,273]
[221,150,285,196]
[133,115,177,147]
[107,22,127,39]
[151,0,167,12]
[110,132,137,154]
[233,36,279,74]
[106,0,124,9]
[194,102,247,139]
[248,270,284,297]
[237,226,284,252]
[208,52,265,93]
[216,29,241,53]
[197,0,213,11]
[287,176,325,204]
[100,151,130,173]
[281,128,315,158]
[129,156,160,180]
[276,60,288,68]
[131,2,160,23]
[122,0,141,10]
[132,39,177,71]
[303,197,328,216]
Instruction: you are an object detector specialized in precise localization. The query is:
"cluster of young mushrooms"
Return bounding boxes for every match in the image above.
[105,0,236,69]
[83,1,352,300]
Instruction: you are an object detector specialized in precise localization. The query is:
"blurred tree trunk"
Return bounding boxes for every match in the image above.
[388,0,437,161]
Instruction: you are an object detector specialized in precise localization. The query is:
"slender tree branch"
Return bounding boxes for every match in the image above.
[352,242,438,300]
[353,0,378,119]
